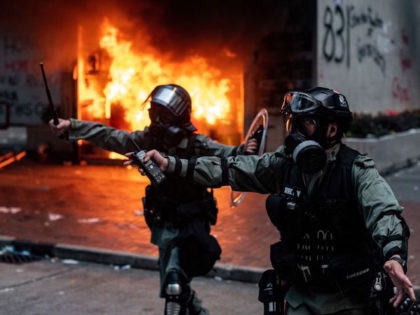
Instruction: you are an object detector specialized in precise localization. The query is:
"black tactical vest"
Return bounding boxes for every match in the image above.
[270,144,377,287]
[143,131,217,226]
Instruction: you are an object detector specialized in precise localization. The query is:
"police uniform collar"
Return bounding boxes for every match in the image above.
[326,143,340,163]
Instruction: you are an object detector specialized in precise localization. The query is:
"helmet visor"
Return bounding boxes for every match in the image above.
[149,85,189,117]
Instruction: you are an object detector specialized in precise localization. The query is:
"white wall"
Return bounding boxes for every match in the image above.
[317,0,420,114]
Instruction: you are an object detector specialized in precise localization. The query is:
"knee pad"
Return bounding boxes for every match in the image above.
[164,270,191,315]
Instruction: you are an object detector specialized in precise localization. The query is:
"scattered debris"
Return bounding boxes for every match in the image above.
[114,264,131,271]
[78,218,100,224]
[48,213,63,221]
[0,288,14,293]
[61,259,79,265]
[0,206,21,214]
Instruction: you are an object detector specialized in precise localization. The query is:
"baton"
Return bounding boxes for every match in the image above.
[39,62,59,125]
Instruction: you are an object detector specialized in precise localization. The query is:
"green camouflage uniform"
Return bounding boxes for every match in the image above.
[166,143,408,314]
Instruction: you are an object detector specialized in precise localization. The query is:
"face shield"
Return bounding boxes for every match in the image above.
[146,85,190,117]
[143,84,196,132]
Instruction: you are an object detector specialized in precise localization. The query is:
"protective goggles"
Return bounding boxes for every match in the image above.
[281,92,323,116]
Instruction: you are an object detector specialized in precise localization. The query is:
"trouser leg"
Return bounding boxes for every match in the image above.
[162,246,190,315]
[161,246,209,315]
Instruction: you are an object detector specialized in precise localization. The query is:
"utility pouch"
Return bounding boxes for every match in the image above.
[206,195,218,225]
[142,196,154,229]
[270,241,298,282]
[176,195,218,226]
[328,254,376,288]
[266,194,284,231]
[258,269,283,315]
[142,185,167,227]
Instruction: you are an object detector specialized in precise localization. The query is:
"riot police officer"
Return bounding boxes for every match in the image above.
[143,87,416,314]
[49,84,256,315]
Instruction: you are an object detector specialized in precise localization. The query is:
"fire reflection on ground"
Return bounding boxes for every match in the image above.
[0,162,276,268]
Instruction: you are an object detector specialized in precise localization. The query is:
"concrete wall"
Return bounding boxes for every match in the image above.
[343,129,420,174]
[0,33,60,126]
[317,0,420,114]
[0,32,75,152]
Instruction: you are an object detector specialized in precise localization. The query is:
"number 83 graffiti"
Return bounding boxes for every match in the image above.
[322,5,349,66]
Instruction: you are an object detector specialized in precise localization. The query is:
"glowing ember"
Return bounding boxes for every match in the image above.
[78,19,240,138]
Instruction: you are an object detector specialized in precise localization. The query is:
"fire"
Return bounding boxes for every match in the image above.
[78,19,241,140]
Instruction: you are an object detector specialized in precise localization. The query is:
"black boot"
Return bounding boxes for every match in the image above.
[186,290,209,315]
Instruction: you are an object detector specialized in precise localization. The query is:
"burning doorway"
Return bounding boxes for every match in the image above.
[76,19,244,159]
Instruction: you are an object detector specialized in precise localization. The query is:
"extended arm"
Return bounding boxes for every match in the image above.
[145,147,288,193]
[352,156,415,305]
[50,118,144,154]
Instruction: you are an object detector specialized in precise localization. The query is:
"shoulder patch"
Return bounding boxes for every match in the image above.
[354,155,375,169]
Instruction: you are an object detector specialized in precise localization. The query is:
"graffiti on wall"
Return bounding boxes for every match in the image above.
[0,35,52,125]
[391,29,412,103]
[322,3,387,74]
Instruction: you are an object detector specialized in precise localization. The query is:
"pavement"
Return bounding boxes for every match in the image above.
[0,258,260,315]
[0,157,419,314]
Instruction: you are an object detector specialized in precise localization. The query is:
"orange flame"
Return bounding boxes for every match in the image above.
[78,19,241,139]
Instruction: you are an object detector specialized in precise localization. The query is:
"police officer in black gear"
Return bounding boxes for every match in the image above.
[50,83,257,315]
[262,87,413,314]
[140,84,240,315]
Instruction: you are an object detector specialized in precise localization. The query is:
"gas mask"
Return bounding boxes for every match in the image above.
[148,106,187,147]
[281,88,353,174]
[284,130,327,174]
[282,93,327,174]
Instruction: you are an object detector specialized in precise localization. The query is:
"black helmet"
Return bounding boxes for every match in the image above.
[147,84,196,132]
[281,87,353,133]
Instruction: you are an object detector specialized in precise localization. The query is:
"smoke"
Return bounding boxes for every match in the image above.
[0,0,289,72]
[137,0,288,68]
